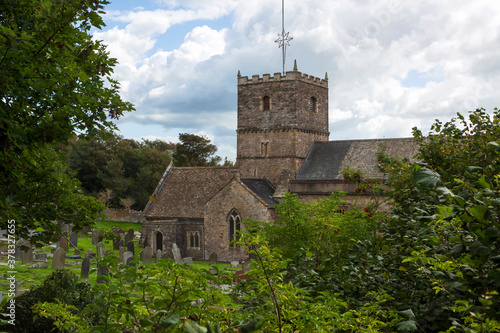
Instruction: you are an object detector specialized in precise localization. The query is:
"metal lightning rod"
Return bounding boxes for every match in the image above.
[275,0,293,74]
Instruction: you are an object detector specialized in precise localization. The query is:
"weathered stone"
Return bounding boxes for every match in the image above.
[230,261,239,268]
[52,247,66,269]
[20,242,33,265]
[141,246,153,264]
[156,249,162,262]
[126,256,136,267]
[123,251,134,266]
[113,236,121,250]
[119,239,124,248]
[91,230,101,245]
[34,253,48,262]
[171,243,182,264]
[96,242,105,258]
[119,247,126,263]
[242,261,251,272]
[81,255,90,279]
[208,252,217,264]
[127,241,134,255]
[69,232,78,248]
[28,263,47,269]
[66,255,81,260]
[60,234,69,252]
[182,257,193,266]
[124,234,132,247]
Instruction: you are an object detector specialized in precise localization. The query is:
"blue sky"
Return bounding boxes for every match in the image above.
[94,0,500,161]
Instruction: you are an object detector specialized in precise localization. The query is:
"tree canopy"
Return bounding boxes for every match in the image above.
[0,0,134,243]
[172,133,223,167]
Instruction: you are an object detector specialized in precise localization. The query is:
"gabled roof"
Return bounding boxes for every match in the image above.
[144,167,238,219]
[297,138,419,180]
[241,178,278,206]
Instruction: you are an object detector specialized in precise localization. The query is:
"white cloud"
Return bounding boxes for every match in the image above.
[98,0,500,160]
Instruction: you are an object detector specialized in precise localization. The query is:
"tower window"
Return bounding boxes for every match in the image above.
[263,96,270,111]
[310,97,317,113]
[228,209,241,248]
[261,141,269,157]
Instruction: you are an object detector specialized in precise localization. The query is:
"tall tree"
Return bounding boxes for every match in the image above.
[0,0,134,243]
[173,133,222,167]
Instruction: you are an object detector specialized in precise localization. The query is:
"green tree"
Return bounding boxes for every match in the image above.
[173,133,222,167]
[0,0,133,241]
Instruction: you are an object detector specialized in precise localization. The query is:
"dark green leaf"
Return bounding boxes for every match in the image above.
[398,309,415,319]
[395,320,418,332]
[160,313,180,328]
[414,168,441,188]
[239,317,265,333]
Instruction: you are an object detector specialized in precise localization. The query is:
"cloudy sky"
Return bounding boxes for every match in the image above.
[94,0,500,161]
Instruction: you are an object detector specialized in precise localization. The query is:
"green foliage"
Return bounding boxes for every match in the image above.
[61,133,174,210]
[0,0,133,241]
[254,192,373,266]
[173,133,222,167]
[1,270,94,333]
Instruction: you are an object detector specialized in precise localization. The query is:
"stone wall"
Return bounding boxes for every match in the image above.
[204,176,273,262]
[103,209,144,223]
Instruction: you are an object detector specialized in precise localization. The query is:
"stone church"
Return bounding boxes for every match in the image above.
[139,65,419,262]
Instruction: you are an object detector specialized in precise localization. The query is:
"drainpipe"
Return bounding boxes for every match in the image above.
[202,226,205,260]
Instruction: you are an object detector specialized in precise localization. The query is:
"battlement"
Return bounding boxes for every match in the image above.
[238,70,328,88]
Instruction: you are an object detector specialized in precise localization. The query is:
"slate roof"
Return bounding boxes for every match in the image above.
[144,167,238,219]
[297,138,420,180]
[241,179,278,206]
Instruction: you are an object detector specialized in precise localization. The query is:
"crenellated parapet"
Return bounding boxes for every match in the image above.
[238,70,328,88]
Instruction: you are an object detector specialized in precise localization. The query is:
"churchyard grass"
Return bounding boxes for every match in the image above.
[0,220,233,295]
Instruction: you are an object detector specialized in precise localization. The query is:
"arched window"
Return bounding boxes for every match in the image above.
[155,231,163,251]
[263,96,270,111]
[310,97,317,113]
[228,209,241,248]
[188,231,200,249]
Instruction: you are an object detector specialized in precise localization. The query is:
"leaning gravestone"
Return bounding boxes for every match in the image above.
[52,248,66,269]
[96,242,105,258]
[69,232,78,248]
[208,252,217,264]
[119,247,126,263]
[156,249,162,263]
[141,247,153,264]
[230,261,239,268]
[127,241,135,255]
[80,255,90,279]
[127,228,135,239]
[20,242,33,265]
[123,251,134,266]
[113,236,121,250]
[171,243,183,264]
[182,257,193,266]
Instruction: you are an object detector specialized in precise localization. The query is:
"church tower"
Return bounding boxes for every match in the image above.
[236,64,329,184]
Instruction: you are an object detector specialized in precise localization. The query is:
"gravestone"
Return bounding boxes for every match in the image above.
[126,256,136,267]
[91,230,100,245]
[119,247,126,263]
[20,242,33,265]
[127,228,135,239]
[59,235,69,252]
[182,257,193,266]
[171,243,182,264]
[29,263,47,269]
[123,251,134,266]
[96,242,105,258]
[124,234,132,247]
[52,248,66,269]
[156,249,162,263]
[242,261,251,272]
[97,263,108,284]
[208,252,217,264]
[119,239,124,248]
[162,251,171,260]
[81,255,90,279]
[127,241,134,255]
[113,236,121,250]
[141,247,153,264]
[34,253,48,262]
[230,261,239,268]
[15,240,24,260]
[69,232,78,248]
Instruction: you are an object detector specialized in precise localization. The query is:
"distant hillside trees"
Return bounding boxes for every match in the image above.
[61,132,231,211]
